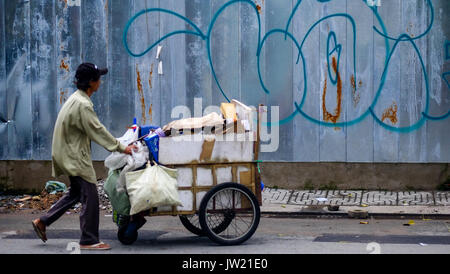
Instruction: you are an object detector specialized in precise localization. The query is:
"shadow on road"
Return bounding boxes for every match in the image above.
[3,229,233,247]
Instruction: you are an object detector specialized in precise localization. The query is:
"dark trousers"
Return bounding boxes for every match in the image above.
[40,176,100,245]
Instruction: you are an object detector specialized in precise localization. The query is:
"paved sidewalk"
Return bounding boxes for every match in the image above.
[260,187,450,218]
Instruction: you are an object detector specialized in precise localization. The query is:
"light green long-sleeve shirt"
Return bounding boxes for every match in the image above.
[52,90,127,184]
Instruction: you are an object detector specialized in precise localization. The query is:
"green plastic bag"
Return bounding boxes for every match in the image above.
[45,181,67,194]
[104,170,131,216]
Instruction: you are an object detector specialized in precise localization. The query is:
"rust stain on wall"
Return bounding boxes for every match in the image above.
[253,1,263,13]
[149,63,154,89]
[350,74,360,107]
[136,64,147,124]
[406,23,415,38]
[60,59,69,72]
[381,102,398,124]
[59,89,67,105]
[148,104,153,124]
[322,56,342,124]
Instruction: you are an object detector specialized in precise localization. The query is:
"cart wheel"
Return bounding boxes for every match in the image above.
[199,183,260,245]
[179,214,234,236]
[117,224,138,245]
[179,215,204,236]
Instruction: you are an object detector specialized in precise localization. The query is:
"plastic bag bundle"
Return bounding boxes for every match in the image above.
[103,170,131,216]
[126,162,182,215]
[105,128,139,170]
[115,141,149,193]
[104,127,149,193]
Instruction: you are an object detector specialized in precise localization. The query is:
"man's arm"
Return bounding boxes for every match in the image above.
[79,103,127,153]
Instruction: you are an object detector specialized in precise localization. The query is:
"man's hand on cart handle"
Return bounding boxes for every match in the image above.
[128,134,149,146]
[124,144,138,155]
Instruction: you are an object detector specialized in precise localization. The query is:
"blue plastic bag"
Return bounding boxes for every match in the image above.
[45,181,67,194]
[140,125,160,138]
[143,133,160,163]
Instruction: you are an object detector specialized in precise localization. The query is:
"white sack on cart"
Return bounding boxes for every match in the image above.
[125,163,182,215]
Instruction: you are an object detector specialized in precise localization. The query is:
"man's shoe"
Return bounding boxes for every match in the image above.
[32,219,47,243]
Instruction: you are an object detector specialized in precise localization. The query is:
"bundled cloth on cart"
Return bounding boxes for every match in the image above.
[161,100,254,137]
[162,112,224,136]
[105,127,149,193]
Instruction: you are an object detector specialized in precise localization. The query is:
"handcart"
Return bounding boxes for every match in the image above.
[113,106,264,246]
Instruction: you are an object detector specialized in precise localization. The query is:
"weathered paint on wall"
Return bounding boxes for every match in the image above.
[0,0,449,163]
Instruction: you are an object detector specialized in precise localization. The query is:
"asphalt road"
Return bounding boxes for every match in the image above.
[0,213,449,254]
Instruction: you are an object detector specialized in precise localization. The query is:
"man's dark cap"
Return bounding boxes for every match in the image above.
[75,63,108,82]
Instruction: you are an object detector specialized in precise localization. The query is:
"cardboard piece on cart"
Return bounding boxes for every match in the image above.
[239,170,253,209]
[239,170,252,187]
[220,103,238,124]
[199,136,216,162]
[214,120,246,136]
[231,99,254,131]
[234,120,246,134]
[231,99,252,118]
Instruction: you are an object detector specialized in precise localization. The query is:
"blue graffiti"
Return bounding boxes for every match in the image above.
[326,31,342,85]
[123,0,450,133]
[123,0,261,103]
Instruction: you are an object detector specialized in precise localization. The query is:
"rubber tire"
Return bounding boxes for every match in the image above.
[179,214,234,236]
[117,226,138,245]
[199,183,260,246]
[179,215,205,236]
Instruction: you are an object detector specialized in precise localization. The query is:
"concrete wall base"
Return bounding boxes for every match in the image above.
[0,161,108,194]
[0,161,448,193]
[260,162,450,191]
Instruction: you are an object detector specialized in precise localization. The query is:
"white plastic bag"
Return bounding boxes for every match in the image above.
[115,141,149,194]
[104,128,150,193]
[105,128,139,170]
[125,162,182,215]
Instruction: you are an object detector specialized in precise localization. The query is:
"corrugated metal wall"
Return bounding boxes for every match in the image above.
[0,0,449,162]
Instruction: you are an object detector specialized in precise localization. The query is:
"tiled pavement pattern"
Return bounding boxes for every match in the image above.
[262,188,292,205]
[435,192,450,206]
[363,191,397,206]
[398,192,435,206]
[262,188,450,206]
